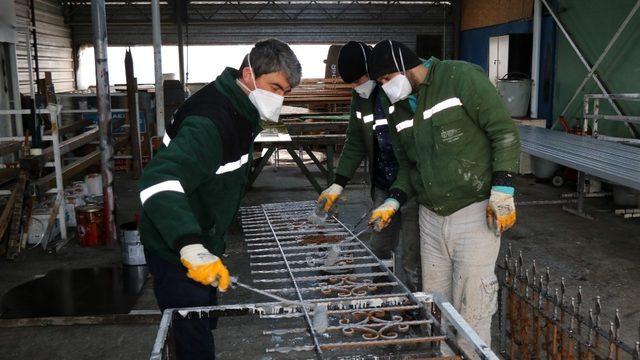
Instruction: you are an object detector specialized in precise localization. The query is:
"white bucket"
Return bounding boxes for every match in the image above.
[119,222,146,266]
[497,78,532,118]
[85,173,103,196]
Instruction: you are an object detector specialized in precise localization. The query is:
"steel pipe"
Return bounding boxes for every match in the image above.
[91,0,116,246]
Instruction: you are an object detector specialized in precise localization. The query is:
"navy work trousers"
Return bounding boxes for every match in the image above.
[145,250,218,360]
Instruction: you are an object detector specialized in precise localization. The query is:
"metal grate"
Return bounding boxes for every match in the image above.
[150,201,499,359]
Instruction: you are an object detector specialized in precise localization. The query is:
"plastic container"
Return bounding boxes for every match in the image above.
[497,74,532,118]
[85,173,103,196]
[76,205,103,246]
[532,156,560,180]
[119,222,146,266]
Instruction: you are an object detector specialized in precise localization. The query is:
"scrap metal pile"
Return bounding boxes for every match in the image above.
[499,247,640,359]
[150,200,498,359]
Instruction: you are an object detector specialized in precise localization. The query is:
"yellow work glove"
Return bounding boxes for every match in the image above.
[179,244,230,291]
[486,189,516,235]
[368,198,400,232]
[317,183,344,212]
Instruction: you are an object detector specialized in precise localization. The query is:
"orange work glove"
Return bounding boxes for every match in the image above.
[179,244,230,291]
[368,198,400,232]
[486,190,516,235]
[316,183,344,212]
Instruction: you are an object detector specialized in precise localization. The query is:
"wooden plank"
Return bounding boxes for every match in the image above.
[41,127,99,160]
[6,172,28,260]
[289,134,347,145]
[0,141,23,157]
[35,137,128,189]
[285,121,348,134]
[127,74,142,179]
[0,312,161,327]
[0,180,21,243]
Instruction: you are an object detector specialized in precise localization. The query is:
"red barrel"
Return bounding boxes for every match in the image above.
[76,205,103,246]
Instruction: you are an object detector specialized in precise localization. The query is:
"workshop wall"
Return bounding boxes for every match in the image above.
[14,0,75,93]
[459,17,557,124]
[461,0,533,31]
[552,0,640,138]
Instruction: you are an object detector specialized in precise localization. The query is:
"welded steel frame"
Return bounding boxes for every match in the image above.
[150,200,499,359]
[149,295,498,360]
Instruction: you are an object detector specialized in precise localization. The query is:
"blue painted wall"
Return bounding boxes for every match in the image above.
[459,17,557,125]
[459,19,533,72]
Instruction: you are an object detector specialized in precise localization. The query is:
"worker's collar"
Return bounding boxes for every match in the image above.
[214,67,261,130]
[420,57,439,86]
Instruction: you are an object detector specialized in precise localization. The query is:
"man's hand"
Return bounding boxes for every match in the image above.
[317,184,344,212]
[486,188,516,235]
[368,198,400,232]
[180,244,230,291]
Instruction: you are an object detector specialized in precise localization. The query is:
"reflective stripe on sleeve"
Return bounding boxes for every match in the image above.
[373,119,388,129]
[423,97,462,119]
[395,119,414,132]
[140,180,185,205]
[216,153,249,175]
[355,111,362,119]
[362,114,374,123]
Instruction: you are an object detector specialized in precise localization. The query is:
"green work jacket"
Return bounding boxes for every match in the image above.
[138,68,261,263]
[386,58,521,215]
[334,88,399,198]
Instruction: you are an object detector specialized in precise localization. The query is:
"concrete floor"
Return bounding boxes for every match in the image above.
[0,165,638,359]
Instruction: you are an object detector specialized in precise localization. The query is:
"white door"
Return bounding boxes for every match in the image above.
[497,35,510,82]
[488,36,499,86]
[488,35,510,86]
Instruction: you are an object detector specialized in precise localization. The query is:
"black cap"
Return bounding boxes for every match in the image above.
[337,41,372,83]
[370,40,421,81]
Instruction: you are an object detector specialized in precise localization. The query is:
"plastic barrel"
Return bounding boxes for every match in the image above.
[497,78,532,118]
[119,222,146,266]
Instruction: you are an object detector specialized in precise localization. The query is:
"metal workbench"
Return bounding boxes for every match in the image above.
[518,125,640,218]
[518,125,640,191]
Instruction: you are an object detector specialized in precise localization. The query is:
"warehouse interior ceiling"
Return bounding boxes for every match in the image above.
[61,0,460,56]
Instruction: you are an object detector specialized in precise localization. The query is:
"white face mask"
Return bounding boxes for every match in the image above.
[354,79,376,99]
[245,54,285,123]
[382,74,412,104]
[381,40,413,104]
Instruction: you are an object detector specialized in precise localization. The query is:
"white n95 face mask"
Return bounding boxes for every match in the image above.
[246,54,285,123]
[249,89,284,123]
[354,79,376,99]
[382,74,412,104]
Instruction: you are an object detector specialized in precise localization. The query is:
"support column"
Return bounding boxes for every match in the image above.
[152,0,165,137]
[530,0,541,119]
[91,0,116,246]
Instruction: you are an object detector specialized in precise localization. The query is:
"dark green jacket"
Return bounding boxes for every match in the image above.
[334,88,408,198]
[138,68,261,263]
[387,58,520,215]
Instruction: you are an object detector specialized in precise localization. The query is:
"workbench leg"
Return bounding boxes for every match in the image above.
[562,171,594,220]
[247,146,276,189]
[326,145,335,186]
[302,145,328,178]
[285,145,322,194]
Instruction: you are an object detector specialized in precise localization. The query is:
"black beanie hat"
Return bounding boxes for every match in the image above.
[337,41,372,83]
[370,40,421,81]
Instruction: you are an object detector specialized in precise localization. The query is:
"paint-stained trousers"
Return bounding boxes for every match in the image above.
[369,189,422,291]
[419,200,500,353]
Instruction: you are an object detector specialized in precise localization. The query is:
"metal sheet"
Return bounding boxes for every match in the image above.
[518,125,640,190]
[14,0,75,93]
